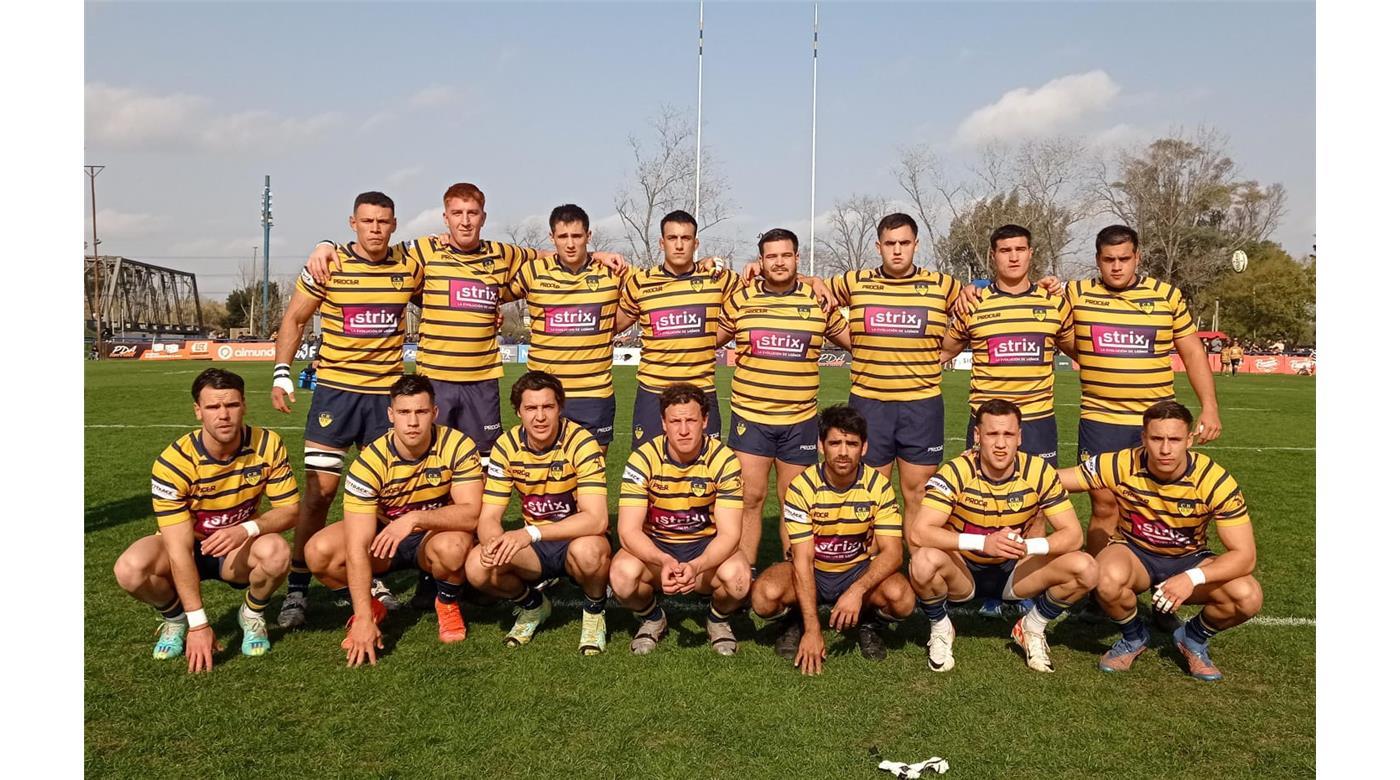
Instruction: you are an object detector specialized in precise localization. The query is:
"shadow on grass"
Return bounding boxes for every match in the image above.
[86,494,155,534]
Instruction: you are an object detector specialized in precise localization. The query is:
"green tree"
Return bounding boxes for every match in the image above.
[223,282,286,332]
[1201,241,1314,346]
[933,191,1072,282]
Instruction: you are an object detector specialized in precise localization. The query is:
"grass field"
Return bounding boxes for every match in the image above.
[84,361,1315,777]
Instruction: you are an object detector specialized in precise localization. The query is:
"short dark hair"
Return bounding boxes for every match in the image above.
[975,399,1022,426]
[758,228,799,255]
[1143,400,1193,429]
[990,224,1032,251]
[191,368,244,400]
[511,370,566,410]
[549,203,590,233]
[354,191,395,214]
[876,212,918,239]
[818,404,867,443]
[1095,224,1139,254]
[660,209,698,235]
[389,374,434,403]
[658,382,708,418]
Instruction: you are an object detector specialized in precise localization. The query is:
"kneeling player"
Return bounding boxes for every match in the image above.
[114,369,299,672]
[610,383,751,655]
[751,405,914,675]
[906,400,1097,673]
[465,371,612,654]
[303,375,482,667]
[1057,400,1262,681]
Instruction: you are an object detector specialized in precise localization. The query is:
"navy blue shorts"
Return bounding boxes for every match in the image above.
[531,538,572,582]
[728,412,819,465]
[951,559,1019,603]
[382,529,427,574]
[631,386,722,449]
[565,396,617,447]
[1121,540,1215,588]
[816,559,870,605]
[1077,418,1141,462]
[848,393,944,467]
[653,536,713,564]
[966,414,1059,466]
[304,386,391,450]
[194,546,248,589]
[430,378,501,456]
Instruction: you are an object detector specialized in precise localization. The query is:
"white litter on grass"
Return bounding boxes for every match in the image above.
[878,756,949,778]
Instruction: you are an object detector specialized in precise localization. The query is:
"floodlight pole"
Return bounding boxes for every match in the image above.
[809,1,819,276]
[260,175,273,337]
[86,165,105,359]
[694,1,704,217]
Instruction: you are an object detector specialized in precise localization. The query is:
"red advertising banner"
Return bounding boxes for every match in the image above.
[1169,353,1316,375]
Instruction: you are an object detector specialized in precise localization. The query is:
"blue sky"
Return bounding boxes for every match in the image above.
[85,1,1315,295]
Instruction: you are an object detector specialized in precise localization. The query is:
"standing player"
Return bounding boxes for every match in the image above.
[272,191,422,628]
[610,383,752,655]
[506,204,625,454]
[465,371,612,654]
[750,405,914,674]
[304,375,483,666]
[114,368,299,672]
[905,400,1098,673]
[1056,401,1261,681]
[718,228,851,569]
[1226,340,1245,377]
[616,210,739,448]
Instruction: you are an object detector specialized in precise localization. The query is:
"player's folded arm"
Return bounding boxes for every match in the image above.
[542,491,609,540]
[905,493,955,550]
[1042,505,1084,555]
[1205,514,1257,582]
[693,503,742,573]
[156,520,205,613]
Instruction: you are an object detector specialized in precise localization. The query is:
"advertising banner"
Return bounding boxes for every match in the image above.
[612,347,641,366]
[817,351,850,368]
[498,345,516,364]
[213,342,277,362]
[1170,353,1316,375]
[107,343,145,359]
[402,343,418,363]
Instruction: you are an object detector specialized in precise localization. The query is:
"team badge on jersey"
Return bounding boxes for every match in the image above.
[481,257,496,271]
[243,467,263,486]
[586,275,600,291]
[736,421,747,436]
[914,280,929,295]
[1138,300,1155,314]
[690,277,704,292]
[1007,493,1024,512]
[391,274,405,291]
[797,305,812,320]
[549,461,566,481]
[1176,499,1196,516]
[318,412,333,427]
[853,502,871,519]
[424,468,443,486]
[634,425,644,441]
[1033,307,1047,322]
[690,478,708,497]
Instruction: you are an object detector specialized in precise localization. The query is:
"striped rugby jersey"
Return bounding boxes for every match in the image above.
[950,283,1073,421]
[619,435,743,544]
[783,463,901,573]
[506,255,623,399]
[343,425,481,524]
[483,419,608,527]
[618,265,739,392]
[151,426,299,539]
[921,450,1072,566]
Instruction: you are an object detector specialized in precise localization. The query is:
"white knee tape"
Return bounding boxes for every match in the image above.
[304,447,346,474]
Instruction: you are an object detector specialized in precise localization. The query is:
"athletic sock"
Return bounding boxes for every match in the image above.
[1114,608,1149,645]
[918,595,948,623]
[874,607,899,626]
[707,605,733,624]
[512,586,544,611]
[155,595,184,622]
[1184,613,1222,647]
[756,605,791,623]
[1025,592,1073,634]
[633,599,664,623]
[435,579,463,605]
[582,592,607,615]
[243,591,271,615]
[288,560,311,595]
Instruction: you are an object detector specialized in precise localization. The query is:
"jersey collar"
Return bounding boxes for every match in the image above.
[1135,447,1194,484]
[1096,274,1142,294]
[663,436,708,468]
[389,425,438,464]
[193,425,251,464]
[820,462,863,494]
[521,420,566,455]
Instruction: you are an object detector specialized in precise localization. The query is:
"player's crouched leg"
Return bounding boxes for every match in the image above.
[565,536,612,655]
[1009,552,1098,673]
[908,547,958,672]
[859,572,916,662]
[1174,574,1263,682]
[236,534,291,657]
[703,554,752,657]
[422,531,472,644]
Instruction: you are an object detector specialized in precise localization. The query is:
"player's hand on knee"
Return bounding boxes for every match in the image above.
[829,591,863,630]
[370,516,415,560]
[984,528,1028,560]
[201,526,250,559]
[186,624,218,674]
[796,631,826,676]
[346,621,383,668]
[490,529,530,570]
[1152,574,1195,613]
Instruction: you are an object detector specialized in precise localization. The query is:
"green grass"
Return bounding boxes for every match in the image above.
[84,361,1315,777]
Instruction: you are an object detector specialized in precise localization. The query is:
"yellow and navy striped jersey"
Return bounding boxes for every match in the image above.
[411,236,538,384]
[719,281,849,425]
[506,256,623,399]
[828,267,962,401]
[922,451,1072,565]
[483,419,608,527]
[783,463,901,573]
[1067,276,1198,426]
[296,243,424,393]
[950,284,1073,421]
[618,266,739,392]
[1077,446,1250,557]
[343,425,481,524]
[619,434,743,544]
[151,426,299,539]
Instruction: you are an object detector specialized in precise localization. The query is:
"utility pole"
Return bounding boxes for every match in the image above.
[86,165,106,359]
[260,175,273,337]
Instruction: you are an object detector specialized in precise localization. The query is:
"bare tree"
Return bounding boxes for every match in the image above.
[1012,137,1096,278]
[893,145,948,268]
[815,194,889,276]
[613,105,734,266]
[503,217,551,252]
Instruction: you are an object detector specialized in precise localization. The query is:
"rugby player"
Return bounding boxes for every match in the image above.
[718,228,851,568]
[610,383,751,655]
[272,191,421,627]
[615,210,739,448]
[303,375,483,666]
[505,205,625,455]
[750,405,913,674]
[1056,401,1261,681]
[906,400,1097,673]
[114,368,298,672]
[465,371,612,654]
[1226,340,1244,377]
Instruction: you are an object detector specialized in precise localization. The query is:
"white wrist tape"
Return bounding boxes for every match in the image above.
[525,524,543,543]
[186,608,208,628]
[1185,567,1207,586]
[957,533,984,552]
[1024,537,1050,556]
[240,520,261,539]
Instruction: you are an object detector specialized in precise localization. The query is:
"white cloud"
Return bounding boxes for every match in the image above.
[85,208,169,239]
[407,85,459,109]
[85,82,340,153]
[1089,123,1153,150]
[401,207,444,237]
[166,236,289,257]
[386,165,423,187]
[953,70,1121,147]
